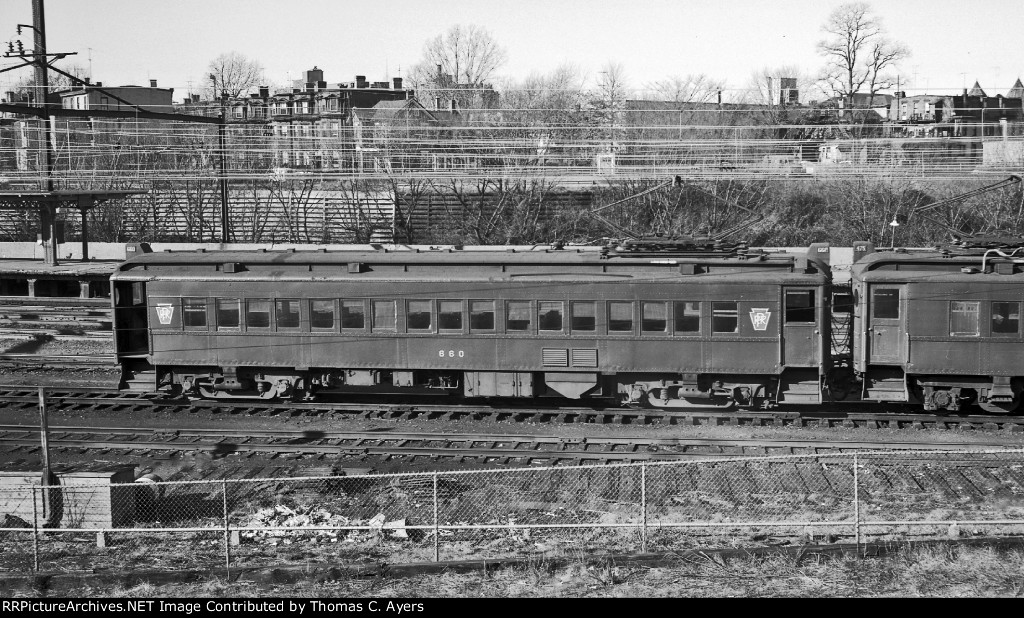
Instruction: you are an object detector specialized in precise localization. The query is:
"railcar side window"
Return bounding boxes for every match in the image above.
[950,301,980,336]
[246,299,271,328]
[438,301,463,331]
[371,300,396,332]
[407,300,433,331]
[341,300,365,329]
[507,301,532,332]
[539,302,564,332]
[674,302,700,333]
[470,301,495,331]
[608,301,633,332]
[785,291,816,323]
[992,302,1020,335]
[183,298,207,328]
[571,302,596,332]
[712,302,739,333]
[641,302,667,333]
[872,289,900,319]
[276,299,301,329]
[217,298,240,329]
[310,300,335,330]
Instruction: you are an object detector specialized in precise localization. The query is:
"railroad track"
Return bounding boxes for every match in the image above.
[2,388,1024,432]
[1,424,1021,465]
[0,354,118,368]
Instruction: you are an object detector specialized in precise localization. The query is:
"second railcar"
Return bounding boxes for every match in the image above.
[851,240,1024,413]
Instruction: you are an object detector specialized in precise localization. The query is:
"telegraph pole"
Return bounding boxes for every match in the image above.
[31,0,60,266]
[211,74,230,243]
[219,105,230,243]
[31,0,50,189]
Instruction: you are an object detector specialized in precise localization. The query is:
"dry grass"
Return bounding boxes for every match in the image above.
[14,542,1024,598]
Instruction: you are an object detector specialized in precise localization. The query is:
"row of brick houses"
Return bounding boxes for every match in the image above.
[176,67,471,173]
[888,79,1024,137]
[3,67,1023,179]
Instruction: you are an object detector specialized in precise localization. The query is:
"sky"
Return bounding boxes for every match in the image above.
[2,0,1023,102]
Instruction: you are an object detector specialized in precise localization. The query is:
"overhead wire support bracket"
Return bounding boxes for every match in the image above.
[906,175,1024,242]
[586,176,680,240]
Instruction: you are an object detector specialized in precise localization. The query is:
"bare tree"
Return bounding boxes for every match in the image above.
[207,52,264,99]
[498,64,588,117]
[494,64,594,167]
[592,62,629,147]
[409,25,507,109]
[643,74,724,104]
[863,38,910,107]
[817,2,909,107]
[8,61,89,98]
[742,65,814,105]
[411,24,507,87]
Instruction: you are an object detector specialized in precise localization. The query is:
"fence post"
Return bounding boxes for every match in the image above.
[641,463,647,554]
[222,480,231,575]
[32,486,39,573]
[853,454,861,558]
[433,473,439,563]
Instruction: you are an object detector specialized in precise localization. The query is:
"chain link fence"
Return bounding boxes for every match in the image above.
[2,449,1024,574]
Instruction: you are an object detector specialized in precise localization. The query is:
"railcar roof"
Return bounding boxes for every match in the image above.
[0,259,119,277]
[111,247,830,283]
[116,246,801,266]
[853,248,1024,281]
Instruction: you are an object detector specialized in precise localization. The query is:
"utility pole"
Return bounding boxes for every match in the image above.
[219,105,230,243]
[210,73,230,243]
[218,84,230,243]
[32,0,60,266]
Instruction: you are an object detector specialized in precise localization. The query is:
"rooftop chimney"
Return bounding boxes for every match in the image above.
[356,75,367,88]
[306,66,324,84]
[393,77,403,90]
[95,81,102,87]
[150,79,157,87]
[259,86,269,99]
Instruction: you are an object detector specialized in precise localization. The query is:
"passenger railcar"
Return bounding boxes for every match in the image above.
[850,240,1024,413]
[109,241,834,408]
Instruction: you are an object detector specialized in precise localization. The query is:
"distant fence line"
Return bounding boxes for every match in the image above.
[1,449,1023,574]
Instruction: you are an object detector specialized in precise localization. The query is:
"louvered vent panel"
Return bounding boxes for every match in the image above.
[571,349,598,367]
[542,348,569,367]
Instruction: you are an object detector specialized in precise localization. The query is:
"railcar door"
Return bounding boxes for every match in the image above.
[868,285,904,364]
[782,288,819,366]
[114,281,149,355]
